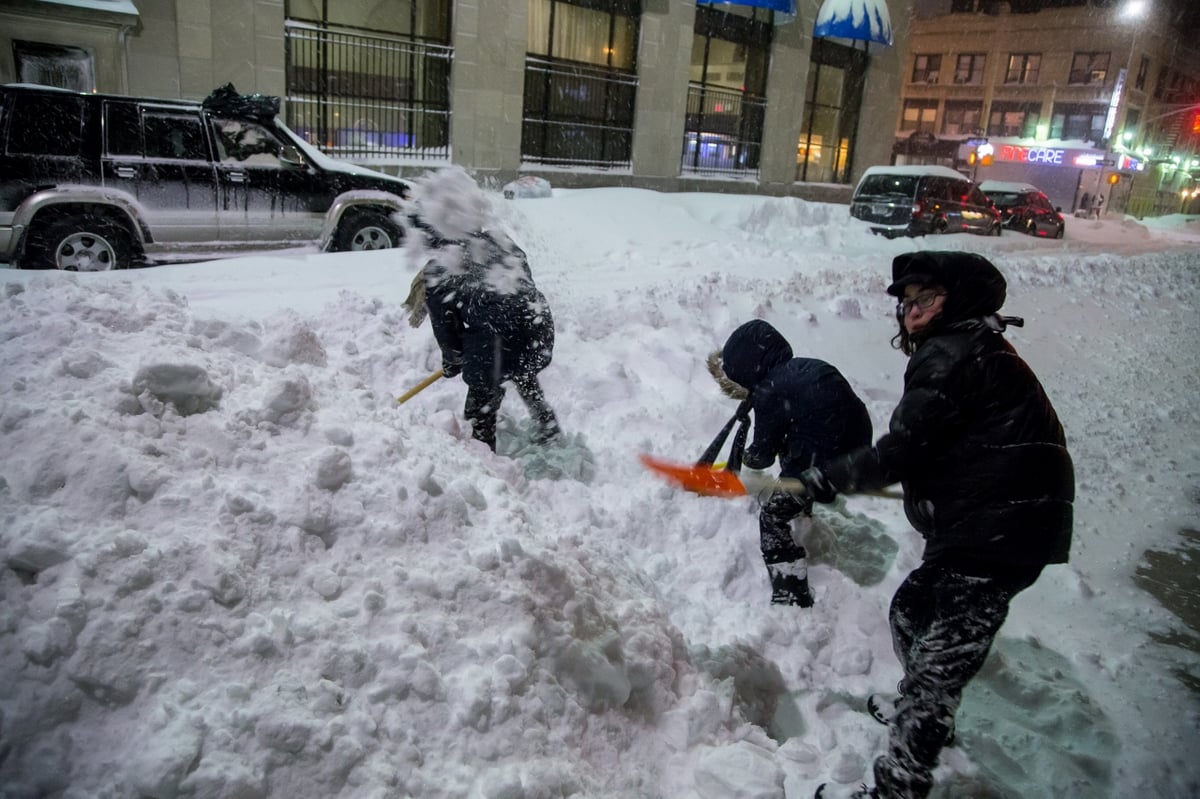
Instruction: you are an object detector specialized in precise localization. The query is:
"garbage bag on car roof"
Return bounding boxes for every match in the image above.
[201,83,280,123]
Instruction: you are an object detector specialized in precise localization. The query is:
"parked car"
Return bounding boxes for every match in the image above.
[0,83,411,270]
[979,180,1065,239]
[849,164,1002,239]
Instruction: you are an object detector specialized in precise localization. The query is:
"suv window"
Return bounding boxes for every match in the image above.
[9,94,84,156]
[966,185,989,206]
[921,177,955,202]
[105,101,142,155]
[857,174,919,198]
[210,118,284,166]
[144,110,208,160]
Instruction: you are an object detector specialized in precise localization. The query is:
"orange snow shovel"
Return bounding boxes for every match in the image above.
[639,453,825,498]
[640,399,761,498]
[396,368,444,404]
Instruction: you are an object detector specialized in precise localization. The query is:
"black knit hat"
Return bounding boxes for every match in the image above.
[888,251,1006,321]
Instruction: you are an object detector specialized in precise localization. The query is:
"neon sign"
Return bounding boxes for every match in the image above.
[998,145,1066,165]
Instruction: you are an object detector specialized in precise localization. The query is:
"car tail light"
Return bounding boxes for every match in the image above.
[912,201,924,218]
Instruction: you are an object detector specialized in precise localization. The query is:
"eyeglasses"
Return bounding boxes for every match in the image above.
[898,291,945,315]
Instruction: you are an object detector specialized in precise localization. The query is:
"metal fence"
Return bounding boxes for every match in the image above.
[284,20,452,161]
[522,56,637,169]
[682,82,766,175]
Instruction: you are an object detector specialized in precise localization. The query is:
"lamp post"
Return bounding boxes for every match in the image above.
[1108,0,1149,214]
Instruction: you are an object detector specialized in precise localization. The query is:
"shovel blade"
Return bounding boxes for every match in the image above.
[638,454,749,498]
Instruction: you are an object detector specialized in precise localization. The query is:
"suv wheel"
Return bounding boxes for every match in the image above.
[26,213,134,271]
[333,210,402,252]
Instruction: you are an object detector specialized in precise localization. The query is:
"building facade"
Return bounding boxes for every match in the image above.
[894,0,1200,217]
[0,0,911,202]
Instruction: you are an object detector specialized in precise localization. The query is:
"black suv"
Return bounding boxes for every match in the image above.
[849,165,1002,239]
[0,83,410,270]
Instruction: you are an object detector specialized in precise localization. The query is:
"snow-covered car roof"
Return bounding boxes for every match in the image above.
[857,164,968,181]
[978,180,1042,194]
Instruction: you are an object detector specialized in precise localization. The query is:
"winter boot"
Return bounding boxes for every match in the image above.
[766,556,813,607]
[866,693,956,747]
[814,783,876,799]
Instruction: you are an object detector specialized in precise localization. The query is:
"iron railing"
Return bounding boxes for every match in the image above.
[682,82,766,175]
[522,55,637,168]
[284,20,452,161]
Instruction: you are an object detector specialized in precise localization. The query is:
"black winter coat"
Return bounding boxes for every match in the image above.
[422,230,554,387]
[722,320,873,478]
[821,318,1074,569]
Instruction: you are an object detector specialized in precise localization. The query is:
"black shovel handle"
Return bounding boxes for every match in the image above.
[697,398,752,470]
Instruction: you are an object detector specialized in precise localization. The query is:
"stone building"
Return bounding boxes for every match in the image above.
[893,0,1200,217]
[0,0,912,203]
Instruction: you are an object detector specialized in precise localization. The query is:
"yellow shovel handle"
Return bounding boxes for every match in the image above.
[396,369,445,404]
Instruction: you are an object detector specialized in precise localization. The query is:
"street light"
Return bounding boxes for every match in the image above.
[1106,0,1150,213]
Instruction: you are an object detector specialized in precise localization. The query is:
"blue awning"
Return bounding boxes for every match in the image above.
[813,0,893,46]
[698,0,796,13]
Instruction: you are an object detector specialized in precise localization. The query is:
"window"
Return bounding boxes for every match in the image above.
[797,38,866,184]
[105,102,142,156]
[942,101,983,135]
[1050,103,1107,142]
[1005,53,1041,84]
[1069,52,1110,85]
[7,94,84,156]
[1135,55,1149,91]
[286,0,450,40]
[954,54,986,85]
[901,99,938,133]
[1123,107,1140,141]
[528,0,639,69]
[1153,66,1168,99]
[144,112,208,161]
[12,40,95,92]
[284,0,452,159]
[912,54,941,84]
[987,102,1040,137]
[690,4,771,94]
[523,0,641,167]
[682,3,773,174]
[211,118,284,165]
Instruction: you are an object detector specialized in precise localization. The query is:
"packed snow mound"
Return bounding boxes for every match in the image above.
[2,185,1199,799]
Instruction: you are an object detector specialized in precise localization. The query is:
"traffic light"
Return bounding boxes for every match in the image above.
[967,144,994,167]
[1108,173,1121,185]
[1192,110,1200,134]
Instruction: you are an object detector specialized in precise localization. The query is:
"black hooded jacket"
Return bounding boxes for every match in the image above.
[820,252,1074,570]
[722,320,872,478]
[421,227,554,387]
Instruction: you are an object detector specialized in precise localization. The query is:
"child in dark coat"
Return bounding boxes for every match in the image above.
[719,320,873,606]
[804,252,1074,799]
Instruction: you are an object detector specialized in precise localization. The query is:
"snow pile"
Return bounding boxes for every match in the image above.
[2,187,1199,799]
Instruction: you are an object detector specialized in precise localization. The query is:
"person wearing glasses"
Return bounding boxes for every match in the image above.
[805,251,1075,799]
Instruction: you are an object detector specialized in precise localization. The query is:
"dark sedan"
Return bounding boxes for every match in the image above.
[979,181,1065,239]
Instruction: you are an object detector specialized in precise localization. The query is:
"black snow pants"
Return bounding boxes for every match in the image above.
[760,489,815,606]
[873,560,1041,799]
[462,331,557,451]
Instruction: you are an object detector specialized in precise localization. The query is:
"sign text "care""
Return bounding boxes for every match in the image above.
[999,145,1066,165]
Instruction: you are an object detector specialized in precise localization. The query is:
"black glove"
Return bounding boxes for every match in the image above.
[734,397,752,423]
[798,467,837,504]
[442,359,462,378]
